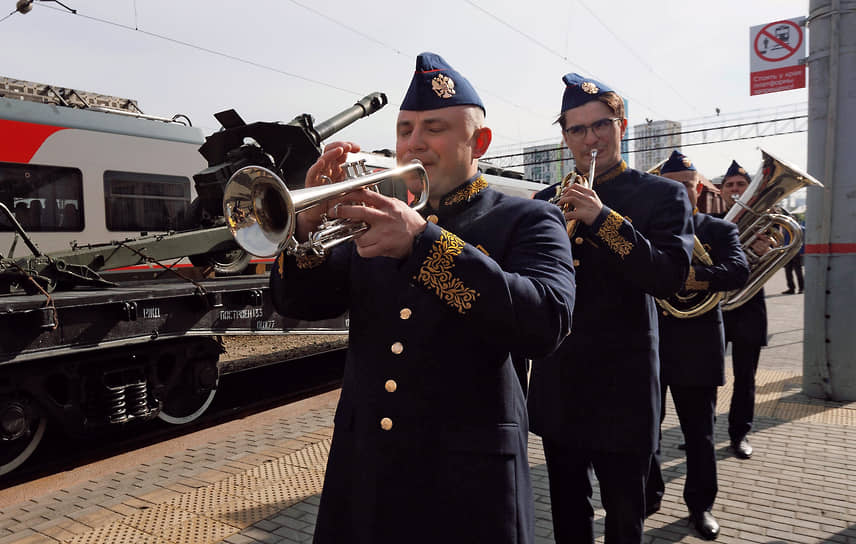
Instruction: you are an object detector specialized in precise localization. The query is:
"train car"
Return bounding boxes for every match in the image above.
[0,78,210,274]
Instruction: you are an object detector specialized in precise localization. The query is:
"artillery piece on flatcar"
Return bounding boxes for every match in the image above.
[0,92,388,294]
[0,92,386,477]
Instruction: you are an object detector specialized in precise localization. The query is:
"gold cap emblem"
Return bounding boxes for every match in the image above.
[738,167,747,175]
[580,81,599,95]
[431,74,456,98]
[682,158,692,168]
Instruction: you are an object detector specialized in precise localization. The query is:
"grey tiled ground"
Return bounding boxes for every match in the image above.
[3,271,855,543]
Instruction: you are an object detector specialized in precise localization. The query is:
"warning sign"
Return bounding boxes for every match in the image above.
[749,17,807,96]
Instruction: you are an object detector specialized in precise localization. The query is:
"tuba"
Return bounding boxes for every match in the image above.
[649,162,722,319]
[223,159,430,259]
[549,149,597,237]
[719,149,822,311]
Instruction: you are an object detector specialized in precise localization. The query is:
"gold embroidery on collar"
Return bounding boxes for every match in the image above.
[593,160,628,186]
[475,244,489,256]
[414,229,479,314]
[442,176,488,206]
[596,210,633,258]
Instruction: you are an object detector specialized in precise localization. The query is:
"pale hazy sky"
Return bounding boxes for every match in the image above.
[0,0,810,177]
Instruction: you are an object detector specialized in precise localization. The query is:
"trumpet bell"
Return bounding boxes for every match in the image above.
[223,160,430,259]
[223,166,297,258]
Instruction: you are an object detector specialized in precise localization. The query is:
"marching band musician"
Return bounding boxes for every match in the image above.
[269,52,576,544]
[719,159,771,460]
[527,74,694,544]
[645,150,749,540]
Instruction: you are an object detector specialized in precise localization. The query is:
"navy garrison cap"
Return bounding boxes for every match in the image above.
[561,73,614,113]
[660,149,697,174]
[401,52,485,114]
[725,159,751,180]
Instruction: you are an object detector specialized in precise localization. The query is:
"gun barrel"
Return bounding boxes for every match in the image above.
[314,92,388,142]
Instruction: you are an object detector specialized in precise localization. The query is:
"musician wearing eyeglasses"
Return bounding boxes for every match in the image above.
[270,52,575,544]
[527,74,694,544]
[718,160,771,460]
[645,150,750,540]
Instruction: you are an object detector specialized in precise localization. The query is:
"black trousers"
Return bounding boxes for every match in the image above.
[647,385,718,514]
[785,254,804,291]
[542,439,651,544]
[728,341,761,442]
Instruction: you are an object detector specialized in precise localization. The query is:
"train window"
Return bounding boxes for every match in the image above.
[0,162,84,232]
[103,171,191,232]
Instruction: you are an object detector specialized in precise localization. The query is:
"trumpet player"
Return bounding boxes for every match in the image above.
[270,52,576,544]
[719,160,772,460]
[527,74,694,544]
[646,150,749,540]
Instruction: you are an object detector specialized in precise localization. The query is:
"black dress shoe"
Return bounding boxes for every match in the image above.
[690,511,720,540]
[731,438,753,459]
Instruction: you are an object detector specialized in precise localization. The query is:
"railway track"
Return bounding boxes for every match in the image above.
[0,344,346,489]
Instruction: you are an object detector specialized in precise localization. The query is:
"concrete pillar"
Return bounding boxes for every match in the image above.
[803,0,856,399]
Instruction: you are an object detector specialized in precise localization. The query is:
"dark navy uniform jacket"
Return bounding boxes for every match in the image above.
[270,175,575,544]
[528,162,694,454]
[710,212,768,347]
[658,213,749,387]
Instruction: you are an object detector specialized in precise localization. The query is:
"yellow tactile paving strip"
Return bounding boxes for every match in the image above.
[61,436,332,544]
[717,368,856,426]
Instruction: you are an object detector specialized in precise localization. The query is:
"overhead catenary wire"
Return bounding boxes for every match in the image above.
[463,0,671,120]
[484,114,808,168]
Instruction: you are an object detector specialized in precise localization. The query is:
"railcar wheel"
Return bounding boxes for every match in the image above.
[157,388,217,425]
[0,407,46,476]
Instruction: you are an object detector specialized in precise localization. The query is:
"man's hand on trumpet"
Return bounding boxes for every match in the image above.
[327,188,427,260]
[296,141,361,242]
[559,182,604,227]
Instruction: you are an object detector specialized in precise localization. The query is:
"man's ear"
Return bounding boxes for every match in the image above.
[472,127,492,159]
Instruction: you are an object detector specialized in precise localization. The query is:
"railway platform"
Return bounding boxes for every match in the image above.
[1,270,855,544]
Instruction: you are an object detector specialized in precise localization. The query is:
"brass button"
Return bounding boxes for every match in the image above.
[399,308,412,320]
[427,214,439,224]
[662,310,669,316]
[385,379,397,392]
[574,236,584,245]
[573,259,580,267]
[380,417,393,431]
[391,342,404,355]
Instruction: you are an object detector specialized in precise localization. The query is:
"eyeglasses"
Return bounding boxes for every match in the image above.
[563,117,622,140]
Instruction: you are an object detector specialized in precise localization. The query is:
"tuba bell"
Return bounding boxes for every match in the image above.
[223,159,429,259]
[719,149,822,311]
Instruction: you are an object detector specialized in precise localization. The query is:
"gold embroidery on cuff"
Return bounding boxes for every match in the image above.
[295,253,327,270]
[414,230,479,314]
[596,210,633,258]
[684,266,710,291]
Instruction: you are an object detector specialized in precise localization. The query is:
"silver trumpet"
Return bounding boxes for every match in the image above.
[223,159,429,258]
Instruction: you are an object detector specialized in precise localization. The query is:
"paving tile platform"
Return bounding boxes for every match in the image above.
[2,271,854,544]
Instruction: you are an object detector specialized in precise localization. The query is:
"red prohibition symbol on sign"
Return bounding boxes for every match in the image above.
[754,20,803,63]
